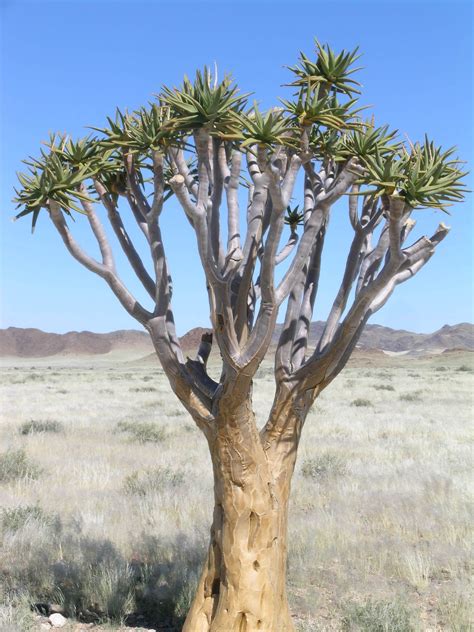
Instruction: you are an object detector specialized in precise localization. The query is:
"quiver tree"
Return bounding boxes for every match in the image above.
[14,40,467,632]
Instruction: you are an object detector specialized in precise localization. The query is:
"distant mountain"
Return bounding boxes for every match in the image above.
[272,322,473,354]
[0,327,152,358]
[0,323,472,358]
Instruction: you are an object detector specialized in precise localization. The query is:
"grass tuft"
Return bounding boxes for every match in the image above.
[341,598,416,631]
[301,452,347,481]
[19,419,64,435]
[351,398,373,407]
[0,449,42,483]
[1,505,56,533]
[436,593,473,631]
[115,420,166,443]
[399,391,423,402]
[124,467,185,496]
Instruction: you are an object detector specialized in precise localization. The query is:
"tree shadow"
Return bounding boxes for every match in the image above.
[44,531,204,629]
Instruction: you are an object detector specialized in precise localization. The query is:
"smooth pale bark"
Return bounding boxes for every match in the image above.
[183,391,310,632]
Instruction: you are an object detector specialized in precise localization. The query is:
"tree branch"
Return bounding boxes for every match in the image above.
[48,201,153,325]
[94,180,156,300]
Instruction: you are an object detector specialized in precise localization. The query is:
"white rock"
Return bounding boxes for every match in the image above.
[49,612,67,627]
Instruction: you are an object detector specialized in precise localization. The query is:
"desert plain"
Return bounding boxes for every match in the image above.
[0,336,472,631]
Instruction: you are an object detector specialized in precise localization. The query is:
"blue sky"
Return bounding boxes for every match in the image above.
[1,0,472,335]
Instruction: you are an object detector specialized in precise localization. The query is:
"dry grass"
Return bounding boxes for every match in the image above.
[0,351,472,630]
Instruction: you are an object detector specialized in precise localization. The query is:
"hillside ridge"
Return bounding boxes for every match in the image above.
[0,322,472,358]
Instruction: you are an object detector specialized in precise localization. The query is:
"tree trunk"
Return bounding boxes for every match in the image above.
[183,395,297,632]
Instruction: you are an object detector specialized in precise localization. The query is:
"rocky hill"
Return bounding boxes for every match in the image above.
[272,321,473,354]
[0,327,152,358]
[0,322,472,358]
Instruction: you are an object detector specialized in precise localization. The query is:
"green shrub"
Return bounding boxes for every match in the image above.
[373,384,395,391]
[434,366,447,372]
[456,364,472,372]
[24,373,45,382]
[1,505,56,532]
[351,398,373,407]
[436,593,472,631]
[124,467,185,496]
[129,386,158,393]
[83,562,135,621]
[342,598,416,631]
[116,420,166,443]
[0,591,37,631]
[19,419,63,435]
[296,621,326,632]
[399,391,423,402]
[0,449,42,483]
[301,452,347,481]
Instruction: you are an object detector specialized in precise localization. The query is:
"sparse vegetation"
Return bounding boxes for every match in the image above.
[0,449,42,483]
[373,384,395,391]
[341,598,416,631]
[456,364,472,372]
[436,593,473,631]
[301,452,347,480]
[1,505,56,532]
[124,467,185,496]
[399,390,423,402]
[19,419,63,435]
[115,420,167,443]
[0,354,471,629]
[351,398,373,407]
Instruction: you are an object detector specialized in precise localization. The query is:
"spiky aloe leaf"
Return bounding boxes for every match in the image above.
[336,121,401,161]
[160,67,249,138]
[281,83,365,130]
[284,205,305,228]
[286,39,362,96]
[239,105,298,150]
[13,140,98,230]
[353,137,468,210]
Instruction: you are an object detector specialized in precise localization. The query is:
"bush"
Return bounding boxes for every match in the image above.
[19,419,63,435]
[1,505,56,533]
[342,598,416,631]
[124,467,185,496]
[301,452,347,481]
[116,421,166,444]
[129,386,158,393]
[436,593,472,631]
[0,449,42,483]
[351,398,373,407]
[25,373,45,382]
[456,364,472,372]
[435,366,447,372]
[399,391,422,402]
[373,385,395,391]
[0,591,37,631]
[82,562,135,621]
